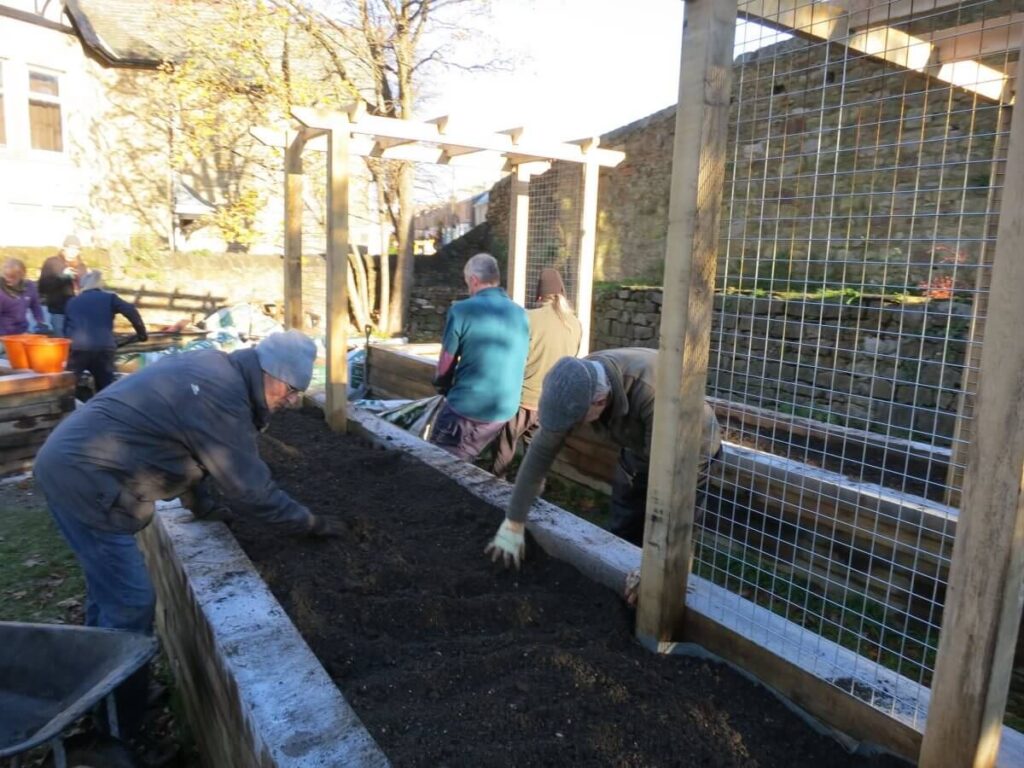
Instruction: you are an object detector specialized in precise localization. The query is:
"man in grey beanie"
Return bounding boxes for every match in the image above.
[34,329,340,735]
[486,347,722,571]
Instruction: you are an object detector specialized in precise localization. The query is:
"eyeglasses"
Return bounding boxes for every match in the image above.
[285,383,302,398]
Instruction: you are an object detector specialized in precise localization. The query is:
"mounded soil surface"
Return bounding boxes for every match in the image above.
[232,408,907,768]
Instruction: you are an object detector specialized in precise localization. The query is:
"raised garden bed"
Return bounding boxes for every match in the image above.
[230,407,907,767]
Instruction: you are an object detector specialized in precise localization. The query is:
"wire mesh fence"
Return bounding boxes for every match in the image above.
[525,165,584,308]
[691,0,1016,730]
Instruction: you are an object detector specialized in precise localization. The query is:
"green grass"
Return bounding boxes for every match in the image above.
[0,488,85,624]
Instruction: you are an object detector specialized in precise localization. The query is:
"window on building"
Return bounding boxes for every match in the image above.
[28,70,62,152]
[0,62,6,146]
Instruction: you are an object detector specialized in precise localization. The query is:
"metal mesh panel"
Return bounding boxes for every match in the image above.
[525,164,583,308]
[695,0,1015,730]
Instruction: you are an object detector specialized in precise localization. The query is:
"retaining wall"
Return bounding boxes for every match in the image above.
[138,500,388,768]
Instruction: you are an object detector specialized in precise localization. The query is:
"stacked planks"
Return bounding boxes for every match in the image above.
[0,371,75,477]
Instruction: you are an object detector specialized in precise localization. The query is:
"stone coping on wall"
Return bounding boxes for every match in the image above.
[139,499,389,768]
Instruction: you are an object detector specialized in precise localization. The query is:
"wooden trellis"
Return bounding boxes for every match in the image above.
[277,104,623,431]
[647,1,1023,767]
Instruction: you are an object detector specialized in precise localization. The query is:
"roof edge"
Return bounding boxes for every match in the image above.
[0,3,74,34]
[63,0,163,70]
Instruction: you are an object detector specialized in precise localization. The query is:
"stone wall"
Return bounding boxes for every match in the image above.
[407,286,463,342]
[487,24,1006,290]
[592,287,969,444]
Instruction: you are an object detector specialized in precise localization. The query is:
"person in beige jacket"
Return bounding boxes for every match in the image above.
[491,268,582,478]
[486,347,722,570]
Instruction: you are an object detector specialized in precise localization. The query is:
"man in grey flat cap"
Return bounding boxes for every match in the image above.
[34,329,341,734]
[485,347,722,571]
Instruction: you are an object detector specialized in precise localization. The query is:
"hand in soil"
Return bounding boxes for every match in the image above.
[484,519,525,569]
[308,514,345,538]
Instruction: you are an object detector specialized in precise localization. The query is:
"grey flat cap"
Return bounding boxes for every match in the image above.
[538,356,598,433]
[256,330,317,391]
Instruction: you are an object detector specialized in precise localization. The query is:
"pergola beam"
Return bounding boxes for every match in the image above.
[846,0,968,30]
[738,0,1012,102]
[922,13,1024,62]
[291,106,625,167]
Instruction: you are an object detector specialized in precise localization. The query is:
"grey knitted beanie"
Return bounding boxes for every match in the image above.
[539,356,598,433]
[256,330,317,391]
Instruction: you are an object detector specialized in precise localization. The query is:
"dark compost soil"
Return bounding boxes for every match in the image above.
[231,408,907,768]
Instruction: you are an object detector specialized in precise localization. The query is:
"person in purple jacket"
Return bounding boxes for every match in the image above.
[0,258,47,336]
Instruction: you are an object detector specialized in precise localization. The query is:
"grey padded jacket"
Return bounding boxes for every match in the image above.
[35,347,312,534]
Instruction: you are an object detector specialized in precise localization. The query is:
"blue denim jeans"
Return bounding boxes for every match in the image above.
[49,312,66,337]
[47,501,155,634]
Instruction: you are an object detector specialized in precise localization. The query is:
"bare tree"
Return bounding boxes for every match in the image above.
[280,0,499,334]
[140,0,498,329]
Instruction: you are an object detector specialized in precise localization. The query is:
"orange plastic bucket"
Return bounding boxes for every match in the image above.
[23,338,71,374]
[1,334,45,370]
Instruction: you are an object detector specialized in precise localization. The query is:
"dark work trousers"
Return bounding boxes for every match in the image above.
[491,406,541,479]
[69,349,117,392]
[607,447,721,546]
[46,498,155,738]
[430,401,505,461]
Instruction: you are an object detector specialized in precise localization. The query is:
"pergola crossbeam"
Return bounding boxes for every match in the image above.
[847,0,968,30]
[291,106,625,167]
[738,0,1013,102]
[922,13,1024,62]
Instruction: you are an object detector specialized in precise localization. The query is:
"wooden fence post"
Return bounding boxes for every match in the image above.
[576,149,599,357]
[919,50,1024,768]
[325,123,350,432]
[284,132,305,331]
[635,0,737,648]
[507,164,531,306]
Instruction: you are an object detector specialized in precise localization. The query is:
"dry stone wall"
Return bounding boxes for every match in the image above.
[593,287,969,443]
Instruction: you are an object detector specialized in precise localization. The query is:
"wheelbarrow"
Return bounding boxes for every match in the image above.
[0,621,157,768]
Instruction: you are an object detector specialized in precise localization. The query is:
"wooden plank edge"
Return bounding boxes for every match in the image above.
[0,372,75,397]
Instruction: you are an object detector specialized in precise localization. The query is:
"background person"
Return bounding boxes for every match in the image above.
[491,267,581,479]
[486,348,722,570]
[430,253,529,460]
[0,258,47,336]
[33,330,343,735]
[38,234,87,336]
[65,270,148,393]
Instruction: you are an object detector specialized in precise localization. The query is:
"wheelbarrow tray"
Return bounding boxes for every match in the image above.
[0,622,157,757]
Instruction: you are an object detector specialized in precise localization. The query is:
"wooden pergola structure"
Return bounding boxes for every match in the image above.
[277,103,624,432]
[649,2,1022,767]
